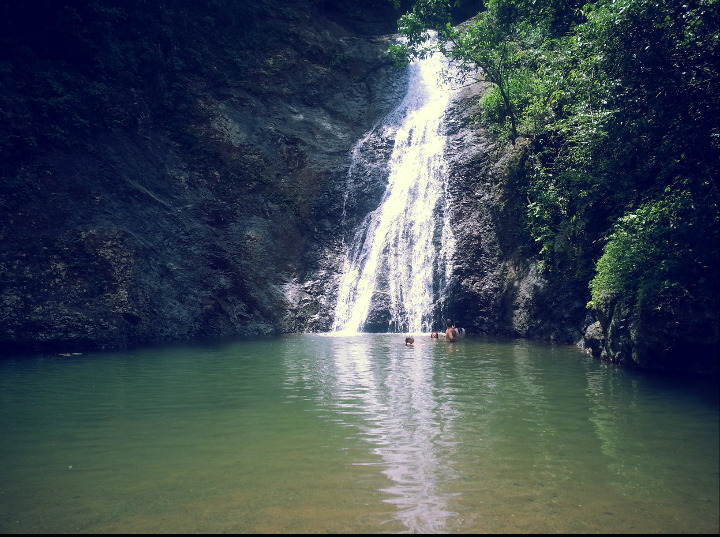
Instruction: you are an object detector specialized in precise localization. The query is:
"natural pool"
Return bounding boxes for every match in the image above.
[1,334,717,533]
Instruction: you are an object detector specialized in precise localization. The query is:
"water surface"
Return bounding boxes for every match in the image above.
[0,334,717,533]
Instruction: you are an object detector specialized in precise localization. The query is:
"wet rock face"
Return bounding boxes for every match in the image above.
[0,3,408,351]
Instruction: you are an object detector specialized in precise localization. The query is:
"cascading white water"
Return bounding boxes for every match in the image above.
[333,49,457,334]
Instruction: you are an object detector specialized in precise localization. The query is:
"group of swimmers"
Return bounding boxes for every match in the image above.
[405,320,464,346]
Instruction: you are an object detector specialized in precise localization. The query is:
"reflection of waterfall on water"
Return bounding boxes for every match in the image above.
[333,49,457,333]
[282,334,460,533]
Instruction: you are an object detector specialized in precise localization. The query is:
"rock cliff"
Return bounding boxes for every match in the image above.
[0,0,409,351]
[1,1,714,376]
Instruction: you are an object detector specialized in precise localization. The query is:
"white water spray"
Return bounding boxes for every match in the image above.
[333,50,457,333]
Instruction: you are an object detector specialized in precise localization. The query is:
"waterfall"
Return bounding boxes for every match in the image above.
[333,49,457,334]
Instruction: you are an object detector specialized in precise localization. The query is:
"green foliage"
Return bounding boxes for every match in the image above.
[391,0,587,142]
[394,0,719,333]
[589,187,718,313]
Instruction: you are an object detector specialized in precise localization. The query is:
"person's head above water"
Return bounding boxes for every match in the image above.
[446,319,453,328]
[405,336,415,346]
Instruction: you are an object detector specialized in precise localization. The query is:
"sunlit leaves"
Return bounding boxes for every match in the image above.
[588,188,713,311]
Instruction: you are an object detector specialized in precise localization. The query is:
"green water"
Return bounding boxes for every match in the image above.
[0,334,717,533]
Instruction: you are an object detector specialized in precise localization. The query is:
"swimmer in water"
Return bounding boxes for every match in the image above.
[444,320,458,342]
